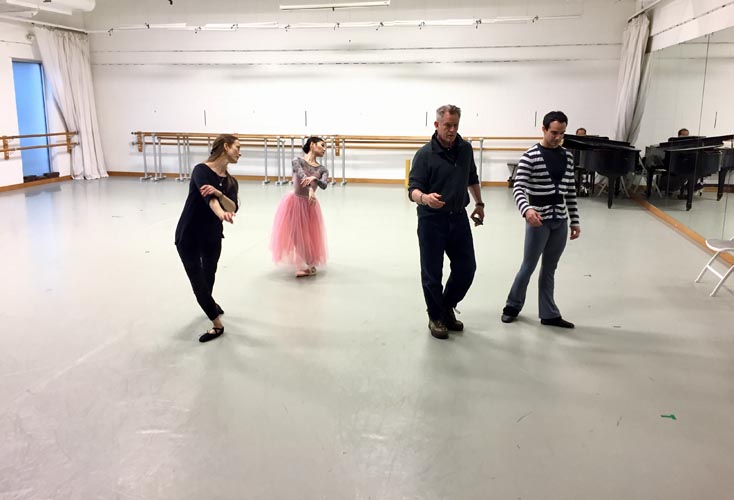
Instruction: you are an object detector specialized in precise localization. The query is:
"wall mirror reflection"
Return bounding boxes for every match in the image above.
[638,27,734,240]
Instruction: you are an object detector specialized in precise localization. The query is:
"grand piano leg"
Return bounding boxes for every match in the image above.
[607,175,616,208]
[686,174,695,211]
[718,170,726,201]
[591,172,596,195]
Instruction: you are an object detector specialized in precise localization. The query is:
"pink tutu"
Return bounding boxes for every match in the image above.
[269,191,328,269]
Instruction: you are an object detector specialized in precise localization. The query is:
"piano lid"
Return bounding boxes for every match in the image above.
[657,134,734,150]
[662,145,732,153]
[562,134,639,152]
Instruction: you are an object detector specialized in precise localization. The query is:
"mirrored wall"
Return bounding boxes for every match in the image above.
[637,27,734,240]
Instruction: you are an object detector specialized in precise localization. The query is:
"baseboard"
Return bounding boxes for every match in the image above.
[0,175,72,193]
[632,194,734,266]
[108,171,178,178]
[107,171,512,187]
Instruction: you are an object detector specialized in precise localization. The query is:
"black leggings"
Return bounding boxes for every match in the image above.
[176,238,222,321]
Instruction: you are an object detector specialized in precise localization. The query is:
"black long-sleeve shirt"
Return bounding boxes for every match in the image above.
[175,163,239,245]
[407,132,479,216]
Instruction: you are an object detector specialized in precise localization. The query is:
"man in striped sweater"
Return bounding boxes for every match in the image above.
[501,110,581,328]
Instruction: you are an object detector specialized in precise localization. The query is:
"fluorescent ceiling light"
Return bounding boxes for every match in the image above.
[7,0,72,15]
[149,23,187,29]
[479,15,580,24]
[424,19,476,27]
[288,22,336,29]
[237,22,279,29]
[381,20,421,27]
[201,22,279,30]
[280,0,389,11]
[337,21,381,28]
[203,23,238,30]
[118,23,187,30]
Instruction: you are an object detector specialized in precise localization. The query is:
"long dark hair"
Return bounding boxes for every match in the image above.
[207,134,238,194]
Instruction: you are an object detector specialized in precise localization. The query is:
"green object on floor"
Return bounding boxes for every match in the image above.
[660,414,677,420]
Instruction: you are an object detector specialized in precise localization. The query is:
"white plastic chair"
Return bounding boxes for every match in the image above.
[695,236,734,296]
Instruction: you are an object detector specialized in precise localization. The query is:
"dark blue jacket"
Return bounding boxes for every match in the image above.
[408,132,479,216]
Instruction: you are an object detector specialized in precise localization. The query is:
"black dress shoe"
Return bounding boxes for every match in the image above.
[501,306,519,323]
[541,317,575,329]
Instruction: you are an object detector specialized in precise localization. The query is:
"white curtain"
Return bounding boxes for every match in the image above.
[613,14,651,144]
[34,26,107,180]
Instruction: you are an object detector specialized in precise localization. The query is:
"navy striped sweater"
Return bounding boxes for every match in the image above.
[512,144,580,226]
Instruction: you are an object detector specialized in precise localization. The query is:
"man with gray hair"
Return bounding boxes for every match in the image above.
[408,104,485,340]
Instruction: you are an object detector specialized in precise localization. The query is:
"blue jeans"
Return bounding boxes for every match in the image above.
[417,211,477,321]
[506,219,568,319]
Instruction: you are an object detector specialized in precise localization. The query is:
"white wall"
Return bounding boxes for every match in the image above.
[0,21,72,187]
[0,22,31,186]
[85,0,635,181]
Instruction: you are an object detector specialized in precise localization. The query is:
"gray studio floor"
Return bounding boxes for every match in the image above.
[1,178,733,500]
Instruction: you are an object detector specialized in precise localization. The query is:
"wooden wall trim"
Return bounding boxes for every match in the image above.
[0,175,72,193]
[632,194,734,266]
[108,171,513,187]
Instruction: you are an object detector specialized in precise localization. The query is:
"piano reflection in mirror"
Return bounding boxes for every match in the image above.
[644,134,734,211]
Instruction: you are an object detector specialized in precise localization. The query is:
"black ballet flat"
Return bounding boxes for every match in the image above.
[199,327,224,343]
[540,317,575,329]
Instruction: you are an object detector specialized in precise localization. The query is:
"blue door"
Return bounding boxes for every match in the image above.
[12,61,51,177]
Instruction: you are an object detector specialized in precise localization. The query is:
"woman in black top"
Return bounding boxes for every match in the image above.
[175,134,240,342]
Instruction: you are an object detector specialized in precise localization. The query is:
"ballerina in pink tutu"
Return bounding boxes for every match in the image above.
[270,136,329,277]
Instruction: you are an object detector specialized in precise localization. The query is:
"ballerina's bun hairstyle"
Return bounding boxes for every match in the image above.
[302,136,325,154]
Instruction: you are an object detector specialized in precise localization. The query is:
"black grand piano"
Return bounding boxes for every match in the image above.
[563,134,640,208]
[717,147,734,200]
[645,134,734,211]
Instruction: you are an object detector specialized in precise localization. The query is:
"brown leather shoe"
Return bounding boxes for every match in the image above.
[428,319,449,340]
[443,308,464,331]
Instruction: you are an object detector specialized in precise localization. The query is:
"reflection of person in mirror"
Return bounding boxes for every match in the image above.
[501,111,580,330]
[676,128,705,197]
[175,134,240,343]
[269,136,329,278]
[407,104,484,340]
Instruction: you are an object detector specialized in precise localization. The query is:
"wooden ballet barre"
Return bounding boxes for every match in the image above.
[130,130,542,186]
[4,142,79,152]
[139,140,274,148]
[2,131,78,160]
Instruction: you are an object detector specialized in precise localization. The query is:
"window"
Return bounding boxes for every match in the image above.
[12,61,50,178]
